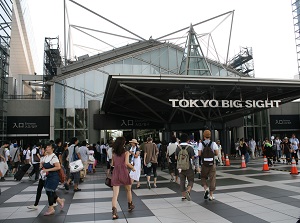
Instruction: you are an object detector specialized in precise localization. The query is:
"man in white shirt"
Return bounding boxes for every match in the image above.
[248,138,257,159]
[199,130,218,201]
[29,144,41,181]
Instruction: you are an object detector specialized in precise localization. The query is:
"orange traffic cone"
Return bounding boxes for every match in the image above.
[290,157,299,175]
[262,156,269,171]
[241,155,246,168]
[225,154,230,166]
[221,153,225,162]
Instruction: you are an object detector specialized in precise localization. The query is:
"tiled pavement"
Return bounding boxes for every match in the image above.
[1,158,300,223]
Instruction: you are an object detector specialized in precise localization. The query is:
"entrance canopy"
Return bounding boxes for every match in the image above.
[102,74,300,130]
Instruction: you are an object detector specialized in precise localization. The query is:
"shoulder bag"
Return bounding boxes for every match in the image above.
[69,146,83,173]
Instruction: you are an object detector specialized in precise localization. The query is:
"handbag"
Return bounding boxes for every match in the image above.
[105,177,112,187]
[70,159,84,173]
[58,167,66,183]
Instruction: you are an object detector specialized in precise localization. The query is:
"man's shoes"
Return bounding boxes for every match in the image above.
[28,175,32,181]
[74,188,81,192]
[0,177,5,181]
[27,205,38,210]
[209,195,215,201]
[147,181,151,189]
[204,189,209,199]
[185,191,191,201]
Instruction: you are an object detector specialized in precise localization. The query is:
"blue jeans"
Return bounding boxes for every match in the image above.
[244,152,250,164]
[276,150,282,161]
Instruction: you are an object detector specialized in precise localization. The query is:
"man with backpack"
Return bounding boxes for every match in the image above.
[175,133,195,201]
[199,130,218,201]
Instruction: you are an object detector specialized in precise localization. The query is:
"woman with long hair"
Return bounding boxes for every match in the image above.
[111,136,135,220]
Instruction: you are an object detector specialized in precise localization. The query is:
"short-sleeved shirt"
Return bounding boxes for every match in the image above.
[31,147,40,164]
[5,149,10,161]
[189,141,199,157]
[175,143,195,169]
[79,146,89,162]
[167,143,177,156]
[24,149,31,159]
[290,138,299,151]
[9,147,19,162]
[44,153,59,165]
[198,140,218,153]
[68,144,80,162]
[107,147,113,160]
[144,142,158,164]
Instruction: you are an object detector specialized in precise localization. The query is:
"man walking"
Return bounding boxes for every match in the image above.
[175,133,195,201]
[199,130,218,201]
[144,137,159,189]
[290,134,299,165]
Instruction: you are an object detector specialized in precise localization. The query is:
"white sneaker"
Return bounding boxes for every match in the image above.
[209,195,215,201]
[27,205,38,210]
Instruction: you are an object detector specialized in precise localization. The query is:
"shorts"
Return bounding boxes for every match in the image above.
[193,157,200,169]
[107,159,111,169]
[70,171,80,184]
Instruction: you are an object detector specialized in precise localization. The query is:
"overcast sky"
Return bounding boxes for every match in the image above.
[27,0,298,79]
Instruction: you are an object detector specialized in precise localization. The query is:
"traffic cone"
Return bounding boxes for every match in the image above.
[262,156,269,171]
[290,157,299,175]
[241,155,246,168]
[225,154,230,166]
[221,153,225,162]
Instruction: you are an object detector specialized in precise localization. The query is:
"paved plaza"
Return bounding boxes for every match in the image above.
[1,158,300,223]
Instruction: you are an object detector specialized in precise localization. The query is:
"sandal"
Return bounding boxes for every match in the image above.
[112,207,119,220]
[128,201,135,212]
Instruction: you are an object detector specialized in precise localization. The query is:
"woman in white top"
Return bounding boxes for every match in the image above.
[129,139,141,189]
[106,142,113,177]
[41,143,63,216]
[27,146,65,212]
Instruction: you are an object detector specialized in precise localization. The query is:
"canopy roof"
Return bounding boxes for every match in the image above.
[102,74,300,129]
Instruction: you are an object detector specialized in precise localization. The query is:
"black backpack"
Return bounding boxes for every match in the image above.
[201,141,214,167]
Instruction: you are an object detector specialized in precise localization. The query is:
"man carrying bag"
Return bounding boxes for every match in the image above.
[65,137,82,192]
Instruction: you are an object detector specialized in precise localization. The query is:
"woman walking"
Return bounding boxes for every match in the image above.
[27,145,64,211]
[111,136,135,220]
[129,139,141,188]
[41,142,63,216]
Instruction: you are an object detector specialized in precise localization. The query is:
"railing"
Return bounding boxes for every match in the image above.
[6,95,49,99]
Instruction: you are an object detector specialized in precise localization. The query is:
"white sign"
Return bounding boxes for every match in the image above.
[169,99,281,108]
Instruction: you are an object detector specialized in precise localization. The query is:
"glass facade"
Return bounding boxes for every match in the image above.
[0,0,12,141]
[244,110,268,141]
[54,43,255,141]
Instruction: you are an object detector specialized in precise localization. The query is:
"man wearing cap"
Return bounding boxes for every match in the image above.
[199,130,218,201]
[144,137,159,189]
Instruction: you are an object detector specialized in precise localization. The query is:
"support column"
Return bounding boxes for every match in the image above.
[88,100,100,144]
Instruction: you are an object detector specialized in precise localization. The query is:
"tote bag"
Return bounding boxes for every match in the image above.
[70,159,83,173]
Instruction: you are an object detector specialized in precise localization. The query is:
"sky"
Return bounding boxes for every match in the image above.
[26,0,298,79]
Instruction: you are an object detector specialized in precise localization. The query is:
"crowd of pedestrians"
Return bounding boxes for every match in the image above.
[1,132,299,219]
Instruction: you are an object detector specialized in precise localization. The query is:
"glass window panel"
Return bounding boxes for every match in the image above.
[139,52,151,63]
[210,64,220,76]
[123,58,132,74]
[114,61,123,74]
[151,50,160,67]
[54,83,65,108]
[54,130,64,142]
[66,108,75,128]
[219,68,228,77]
[132,58,142,74]
[169,48,177,71]
[65,78,75,108]
[141,62,150,74]
[75,109,85,128]
[160,47,168,69]
[75,130,86,142]
[54,109,64,128]
[65,130,74,142]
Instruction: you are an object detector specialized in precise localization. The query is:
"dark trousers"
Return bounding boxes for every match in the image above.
[46,190,58,206]
[29,163,40,180]
[34,179,44,206]
[292,151,298,164]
